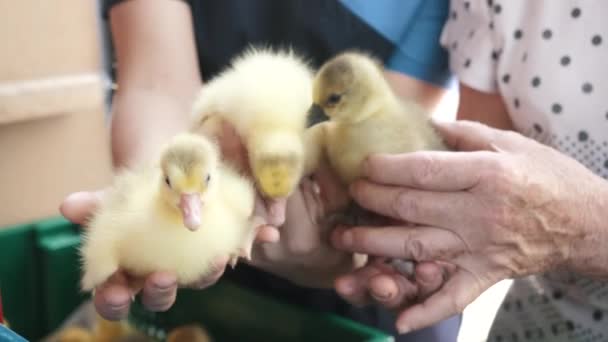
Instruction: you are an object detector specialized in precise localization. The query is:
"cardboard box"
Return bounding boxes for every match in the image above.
[0,0,113,227]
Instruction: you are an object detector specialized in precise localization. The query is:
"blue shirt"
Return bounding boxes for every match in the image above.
[340,0,451,86]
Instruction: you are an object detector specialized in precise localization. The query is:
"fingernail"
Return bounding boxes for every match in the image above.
[64,191,89,203]
[371,289,394,301]
[107,299,129,311]
[397,324,410,334]
[153,277,175,291]
[341,231,353,248]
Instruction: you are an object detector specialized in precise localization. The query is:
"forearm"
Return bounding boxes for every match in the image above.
[384,70,447,113]
[110,87,199,168]
[456,83,514,130]
[106,0,203,168]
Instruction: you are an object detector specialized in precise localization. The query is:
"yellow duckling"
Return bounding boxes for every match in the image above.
[305,51,447,276]
[305,51,446,183]
[191,46,313,199]
[80,133,256,292]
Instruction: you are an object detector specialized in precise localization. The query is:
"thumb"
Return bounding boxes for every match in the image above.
[59,190,104,224]
[313,160,350,213]
[432,119,517,152]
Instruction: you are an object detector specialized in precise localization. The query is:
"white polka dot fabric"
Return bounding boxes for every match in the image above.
[441,0,608,180]
[441,1,608,341]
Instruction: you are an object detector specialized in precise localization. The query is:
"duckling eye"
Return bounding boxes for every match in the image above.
[205,174,211,184]
[326,93,342,107]
[164,176,172,188]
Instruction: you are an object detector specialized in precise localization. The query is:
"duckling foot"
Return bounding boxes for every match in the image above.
[389,259,416,279]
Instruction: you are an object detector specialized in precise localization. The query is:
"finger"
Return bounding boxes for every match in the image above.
[432,119,524,152]
[335,266,383,307]
[281,182,321,255]
[368,273,418,310]
[414,262,446,299]
[59,190,104,224]
[255,225,280,243]
[362,152,494,191]
[300,177,323,220]
[266,197,287,227]
[141,272,178,312]
[250,200,281,244]
[313,161,350,213]
[350,181,469,228]
[396,271,483,334]
[93,272,137,321]
[332,226,466,261]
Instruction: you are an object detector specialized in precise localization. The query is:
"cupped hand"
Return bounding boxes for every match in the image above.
[59,120,281,321]
[332,120,608,333]
[60,190,276,321]
[207,119,363,288]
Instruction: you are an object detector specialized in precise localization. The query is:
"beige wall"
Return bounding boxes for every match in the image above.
[0,0,113,227]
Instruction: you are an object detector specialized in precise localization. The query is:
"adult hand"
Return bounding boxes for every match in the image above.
[247,158,362,288]
[60,190,278,321]
[332,258,453,310]
[332,120,608,333]
[59,121,280,321]
[211,120,359,287]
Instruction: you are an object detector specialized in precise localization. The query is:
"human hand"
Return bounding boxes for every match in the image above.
[247,160,361,288]
[59,121,282,321]
[332,120,608,333]
[206,119,362,288]
[60,190,278,321]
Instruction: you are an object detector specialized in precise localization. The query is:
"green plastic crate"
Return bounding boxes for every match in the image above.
[0,218,394,341]
[0,217,84,341]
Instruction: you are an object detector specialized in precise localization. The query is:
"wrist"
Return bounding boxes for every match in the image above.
[567,178,608,279]
[109,90,194,168]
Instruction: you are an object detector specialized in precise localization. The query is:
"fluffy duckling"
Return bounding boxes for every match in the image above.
[191,46,313,199]
[80,133,256,292]
[305,51,447,276]
[305,51,446,184]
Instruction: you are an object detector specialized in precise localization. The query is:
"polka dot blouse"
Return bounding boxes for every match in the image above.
[441,0,608,180]
[441,1,608,341]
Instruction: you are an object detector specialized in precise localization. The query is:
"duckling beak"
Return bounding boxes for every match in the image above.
[308,104,329,124]
[179,193,202,231]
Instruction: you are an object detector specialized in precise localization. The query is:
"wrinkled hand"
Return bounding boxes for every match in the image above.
[331,257,453,314]
[332,120,608,333]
